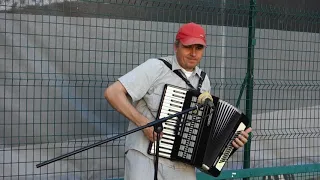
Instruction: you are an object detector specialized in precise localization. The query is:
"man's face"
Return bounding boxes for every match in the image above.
[175,42,205,71]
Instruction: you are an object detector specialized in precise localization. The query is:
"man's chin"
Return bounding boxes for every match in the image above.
[185,66,196,71]
[187,63,198,69]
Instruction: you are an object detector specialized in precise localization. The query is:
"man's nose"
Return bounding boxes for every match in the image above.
[190,47,196,56]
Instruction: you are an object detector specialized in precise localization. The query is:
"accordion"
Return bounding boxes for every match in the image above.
[147,84,249,177]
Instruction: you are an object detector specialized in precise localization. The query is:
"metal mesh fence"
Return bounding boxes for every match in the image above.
[0,0,319,179]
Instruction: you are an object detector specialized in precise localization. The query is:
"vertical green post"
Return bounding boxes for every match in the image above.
[244,0,256,178]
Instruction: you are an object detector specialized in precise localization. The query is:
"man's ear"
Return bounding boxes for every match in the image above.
[174,42,178,52]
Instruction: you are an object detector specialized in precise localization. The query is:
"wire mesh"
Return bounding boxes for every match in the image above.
[0,0,319,179]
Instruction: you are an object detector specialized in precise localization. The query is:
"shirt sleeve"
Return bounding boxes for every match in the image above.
[118,58,164,102]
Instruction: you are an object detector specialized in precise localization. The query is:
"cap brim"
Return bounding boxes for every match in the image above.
[180,37,206,46]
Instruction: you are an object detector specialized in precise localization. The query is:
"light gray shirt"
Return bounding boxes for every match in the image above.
[118,55,211,167]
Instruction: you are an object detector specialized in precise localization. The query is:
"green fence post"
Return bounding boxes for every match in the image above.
[244,0,257,179]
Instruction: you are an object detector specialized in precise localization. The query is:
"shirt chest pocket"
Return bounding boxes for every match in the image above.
[144,85,165,113]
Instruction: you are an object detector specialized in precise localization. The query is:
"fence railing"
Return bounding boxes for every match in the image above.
[0,0,319,179]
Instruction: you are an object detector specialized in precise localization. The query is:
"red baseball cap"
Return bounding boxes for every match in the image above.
[176,22,206,46]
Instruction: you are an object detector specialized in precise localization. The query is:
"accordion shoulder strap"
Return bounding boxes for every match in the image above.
[158,58,173,69]
[158,58,206,91]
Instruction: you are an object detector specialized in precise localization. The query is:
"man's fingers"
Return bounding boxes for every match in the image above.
[232,127,253,148]
[143,127,156,142]
[239,127,252,140]
[152,132,161,140]
[147,130,163,142]
[232,141,240,149]
[234,138,244,147]
[245,127,253,134]
[240,131,249,139]
[238,135,248,143]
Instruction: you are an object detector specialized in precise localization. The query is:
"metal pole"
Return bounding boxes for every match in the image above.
[220,0,226,99]
[244,0,256,179]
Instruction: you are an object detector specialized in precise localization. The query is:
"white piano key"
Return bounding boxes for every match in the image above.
[163,133,174,138]
[164,121,177,126]
[163,94,185,101]
[163,93,186,102]
[166,86,187,94]
[161,107,181,113]
[159,113,178,120]
[163,99,184,107]
[159,152,171,158]
[165,88,187,97]
[159,143,173,150]
[160,109,179,114]
[160,107,176,113]
[159,116,178,122]
[163,124,176,130]
[151,146,172,154]
[163,129,174,135]
[161,105,182,113]
[160,138,174,144]
[162,134,175,140]
[150,150,171,159]
[156,116,178,125]
[165,89,186,99]
[164,124,177,130]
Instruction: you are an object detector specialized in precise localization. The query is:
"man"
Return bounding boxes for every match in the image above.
[104,22,252,180]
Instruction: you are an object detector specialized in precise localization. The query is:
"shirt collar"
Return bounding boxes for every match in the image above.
[171,55,202,77]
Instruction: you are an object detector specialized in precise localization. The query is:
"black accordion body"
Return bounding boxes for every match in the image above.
[147,84,249,177]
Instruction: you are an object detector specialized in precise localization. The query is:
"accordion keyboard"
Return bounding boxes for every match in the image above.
[149,85,188,158]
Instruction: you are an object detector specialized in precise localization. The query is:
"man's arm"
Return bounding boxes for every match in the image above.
[104,81,162,142]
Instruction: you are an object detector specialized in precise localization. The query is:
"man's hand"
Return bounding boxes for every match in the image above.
[137,118,164,142]
[142,126,163,142]
[232,127,252,149]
